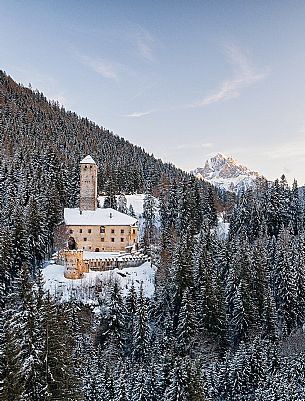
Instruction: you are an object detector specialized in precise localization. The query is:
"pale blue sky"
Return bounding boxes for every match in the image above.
[1,1,305,183]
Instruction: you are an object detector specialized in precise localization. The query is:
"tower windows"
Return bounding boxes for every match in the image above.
[84,237,87,241]
[121,229,124,234]
[121,238,124,242]
[111,229,115,234]
[88,229,92,233]
[111,238,115,242]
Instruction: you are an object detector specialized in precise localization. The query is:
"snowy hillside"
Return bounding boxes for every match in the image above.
[192,152,261,194]
[98,194,156,217]
[43,261,157,304]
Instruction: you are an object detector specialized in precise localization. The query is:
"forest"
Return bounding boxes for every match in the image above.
[0,71,305,400]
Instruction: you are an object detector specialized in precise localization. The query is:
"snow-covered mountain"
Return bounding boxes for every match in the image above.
[192,153,261,194]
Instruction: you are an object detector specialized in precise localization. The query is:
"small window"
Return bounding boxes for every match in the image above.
[83,246,85,249]
[121,238,124,242]
[121,229,124,234]
[95,248,99,252]
[84,237,87,242]
[111,238,115,242]
[88,229,91,233]
[69,229,73,234]
[85,165,87,169]
[101,238,104,242]
[90,165,92,169]
[132,229,136,234]
[100,226,105,233]
[79,229,82,233]
[111,229,115,234]
[89,246,91,250]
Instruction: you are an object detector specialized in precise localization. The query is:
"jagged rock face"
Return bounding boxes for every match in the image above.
[192,153,261,193]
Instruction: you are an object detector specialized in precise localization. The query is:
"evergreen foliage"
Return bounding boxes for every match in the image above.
[1,71,305,399]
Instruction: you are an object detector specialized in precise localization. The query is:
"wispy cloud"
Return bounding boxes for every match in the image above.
[77,53,120,81]
[264,137,305,160]
[193,44,268,107]
[173,142,213,151]
[124,110,154,118]
[134,26,156,62]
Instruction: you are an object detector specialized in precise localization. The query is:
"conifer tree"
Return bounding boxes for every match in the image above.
[133,284,150,362]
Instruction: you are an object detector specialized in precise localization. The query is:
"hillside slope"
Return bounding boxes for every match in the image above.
[0,70,187,209]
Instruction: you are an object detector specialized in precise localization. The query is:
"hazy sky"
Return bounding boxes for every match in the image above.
[1,1,305,183]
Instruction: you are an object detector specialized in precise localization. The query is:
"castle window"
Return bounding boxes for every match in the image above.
[85,165,87,169]
[88,229,92,233]
[121,229,124,234]
[79,229,82,233]
[121,238,124,242]
[69,229,73,234]
[111,238,115,242]
[111,229,115,234]
[100,226,105,233]
[90,165,92,169]
[84,237,87,241]
[89,246,91,250]
[101,238,104,242]
[133,229,136,234]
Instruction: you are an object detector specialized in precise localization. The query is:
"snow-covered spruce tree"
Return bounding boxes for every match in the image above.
[171,227,195,330]
[2,264,46,401]
[124,281,137,358]
[128,203,136,218]
[42,292,81,400]
[142,184,157,257]
[103,180,118,210]
[132,283,150,362]
[175,288,196,356]
[272,227,298,337]
[193,228,226,344]
[99,281,125,360]
[25,195,48,272]
[117,194,128,214]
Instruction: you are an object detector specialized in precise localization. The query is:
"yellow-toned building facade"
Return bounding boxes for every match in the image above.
[67,222,138,252]
[64,155,138,253]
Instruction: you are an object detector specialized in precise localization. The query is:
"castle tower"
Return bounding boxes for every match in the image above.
[80,155,97,211]
[64,249,87,279]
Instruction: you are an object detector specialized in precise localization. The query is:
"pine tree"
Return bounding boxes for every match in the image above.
[133,284,150,362]
[101,281,125,360]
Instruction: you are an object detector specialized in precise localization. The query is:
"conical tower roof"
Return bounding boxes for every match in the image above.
[80,155,96,164]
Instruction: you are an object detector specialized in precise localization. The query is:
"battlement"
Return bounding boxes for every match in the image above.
[62,249,148,279]
[63,249,88,279]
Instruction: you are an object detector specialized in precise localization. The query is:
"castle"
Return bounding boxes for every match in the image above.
[63,155,140,279]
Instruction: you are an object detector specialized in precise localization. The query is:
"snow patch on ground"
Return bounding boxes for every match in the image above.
[43,261,157,303]
[213,215,230,239]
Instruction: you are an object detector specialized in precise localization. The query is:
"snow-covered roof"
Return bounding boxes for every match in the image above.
[80,155,96,164]
[64,207,137,226]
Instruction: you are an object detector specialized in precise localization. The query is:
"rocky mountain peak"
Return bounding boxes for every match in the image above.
[192,153,261,193]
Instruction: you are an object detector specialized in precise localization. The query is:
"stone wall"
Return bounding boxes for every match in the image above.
[80,163,97,211]
[62,249,148,279]
[67,224,138,252]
